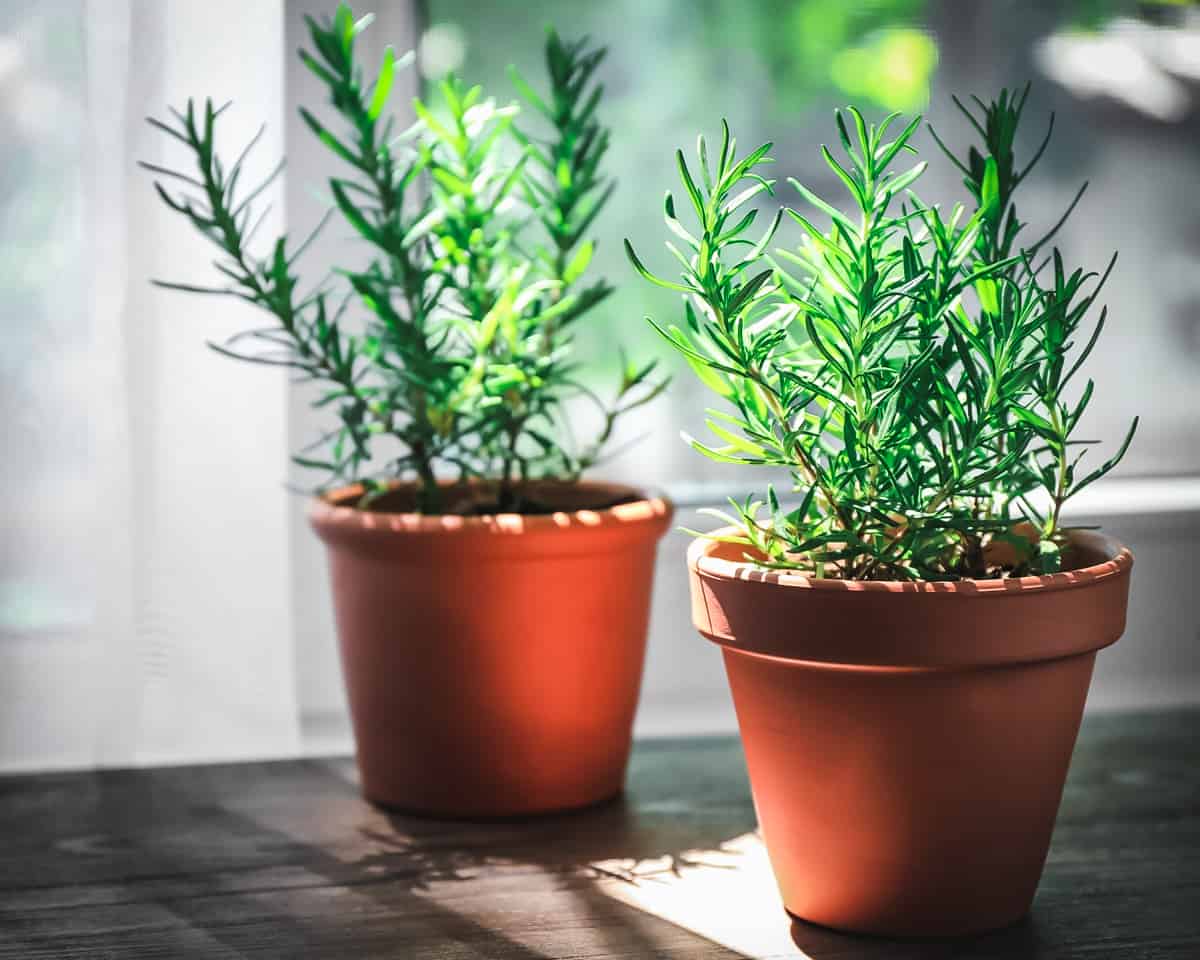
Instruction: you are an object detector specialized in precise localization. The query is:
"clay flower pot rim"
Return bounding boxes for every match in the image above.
[689,525,1132,596]
[309,479,672,538]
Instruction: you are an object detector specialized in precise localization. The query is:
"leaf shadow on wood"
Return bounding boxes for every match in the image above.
[351,783,758,893]
[340,734,758,883]
[338,737,762,956]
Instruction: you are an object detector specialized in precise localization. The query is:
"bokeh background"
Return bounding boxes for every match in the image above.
[422,0,1200,488]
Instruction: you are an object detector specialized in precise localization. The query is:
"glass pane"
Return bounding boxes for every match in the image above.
[0,0,88,635]
[422,0,1200,487]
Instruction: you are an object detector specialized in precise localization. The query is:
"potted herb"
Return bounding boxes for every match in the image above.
[143,6,671,817]
[628,89,1136,935]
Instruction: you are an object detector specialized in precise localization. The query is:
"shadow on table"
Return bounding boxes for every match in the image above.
[340,740,1055,960]
[342,734,755,878]
[353,788,753,890]
[342,738,1073,960]
[339,738,761,955]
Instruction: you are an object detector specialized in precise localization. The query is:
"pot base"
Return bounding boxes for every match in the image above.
[787,908,1031,942]
[362,788,624,823]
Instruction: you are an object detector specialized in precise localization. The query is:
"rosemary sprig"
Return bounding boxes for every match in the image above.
[145,4,663,514]
[630,92,1136,580]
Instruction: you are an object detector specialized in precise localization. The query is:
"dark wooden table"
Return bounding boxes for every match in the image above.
[1,709,1197,959]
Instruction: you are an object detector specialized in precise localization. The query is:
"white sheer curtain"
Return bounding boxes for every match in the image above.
[0,0,299,770]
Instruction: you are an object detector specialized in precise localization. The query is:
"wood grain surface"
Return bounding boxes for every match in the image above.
[1,709,1196,958]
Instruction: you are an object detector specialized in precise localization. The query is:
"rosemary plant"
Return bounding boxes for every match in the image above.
[144,5,664,514]
[628,88,1136,580]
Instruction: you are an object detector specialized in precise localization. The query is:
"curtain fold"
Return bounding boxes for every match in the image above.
[0,0,300,771]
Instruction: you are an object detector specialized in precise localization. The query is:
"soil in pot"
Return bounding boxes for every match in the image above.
[357,482,641,517]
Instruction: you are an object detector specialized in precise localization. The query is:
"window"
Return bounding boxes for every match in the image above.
[1,0,1196,770]
[423,0,1200,485]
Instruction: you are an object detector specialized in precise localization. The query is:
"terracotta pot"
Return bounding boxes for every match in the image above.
[688,528,1133,937]
[310,481,672,817]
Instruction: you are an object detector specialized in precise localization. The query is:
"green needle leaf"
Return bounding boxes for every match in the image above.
[368,46,396,120]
